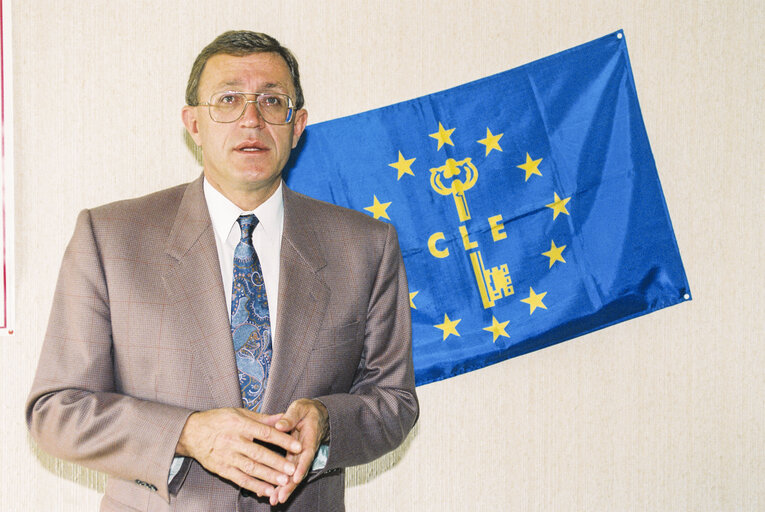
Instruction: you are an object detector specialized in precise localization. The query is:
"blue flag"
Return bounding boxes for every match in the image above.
[285,30,691,386]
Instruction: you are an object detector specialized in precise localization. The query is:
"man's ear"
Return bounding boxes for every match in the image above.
[291,109,308,149]
[182,105,202,147]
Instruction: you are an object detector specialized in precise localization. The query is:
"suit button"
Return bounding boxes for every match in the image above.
[135,479,157,491]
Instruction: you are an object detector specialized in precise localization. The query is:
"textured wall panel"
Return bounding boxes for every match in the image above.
[6,0,763,510]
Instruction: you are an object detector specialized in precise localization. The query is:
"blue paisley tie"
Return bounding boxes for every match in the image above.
[231,214,272,411]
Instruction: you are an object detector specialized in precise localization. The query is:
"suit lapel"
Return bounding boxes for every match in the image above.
[262,187,330,414]
[161,176,242,408]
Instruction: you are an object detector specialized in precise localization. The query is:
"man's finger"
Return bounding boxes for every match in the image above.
[239,439,296,476]
[239,413,302,454]
[273,451,300,506]
[241,409,282,426]
[291,437,317,484]
[275,400,305,432]
[225,467,275,498]
[275,398,329,438]
[273,479,298,506]
[230,452,291,487]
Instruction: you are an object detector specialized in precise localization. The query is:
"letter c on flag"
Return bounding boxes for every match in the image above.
[428,232,450,259]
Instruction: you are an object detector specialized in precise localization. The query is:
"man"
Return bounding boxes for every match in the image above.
[26,31,418,511]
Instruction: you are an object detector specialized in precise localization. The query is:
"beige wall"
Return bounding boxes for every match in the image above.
[6,0,763,510]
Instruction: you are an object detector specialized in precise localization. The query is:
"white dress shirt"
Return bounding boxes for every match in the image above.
[203,177,283,343]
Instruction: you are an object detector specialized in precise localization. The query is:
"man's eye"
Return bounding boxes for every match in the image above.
[260,95,284,108]
[214,94,240,107]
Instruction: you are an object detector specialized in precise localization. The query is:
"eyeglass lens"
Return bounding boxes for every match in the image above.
[209,92,292,124]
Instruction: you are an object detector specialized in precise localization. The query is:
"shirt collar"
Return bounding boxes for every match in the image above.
[203,177,284,244]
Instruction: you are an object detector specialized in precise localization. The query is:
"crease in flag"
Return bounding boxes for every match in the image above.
[285,30,691,386]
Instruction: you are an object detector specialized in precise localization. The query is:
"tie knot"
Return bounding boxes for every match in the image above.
[237,214,259,241]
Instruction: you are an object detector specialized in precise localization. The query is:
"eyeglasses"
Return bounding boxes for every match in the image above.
[199,91,295,124]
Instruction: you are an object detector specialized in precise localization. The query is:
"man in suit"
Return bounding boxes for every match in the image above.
[26,31,418,511]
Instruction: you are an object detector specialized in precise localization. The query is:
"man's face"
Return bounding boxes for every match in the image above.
[182,52,307,208]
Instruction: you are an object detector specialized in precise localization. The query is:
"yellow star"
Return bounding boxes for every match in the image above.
[545,192,571,220]
[364,195,391,220]
[542,240,567,268]
[409,291,419,309]
[429,122,455,150]
[517,153,543,181]
[388,151,416,180]
[520,287,548,315]
[434,313,461,340]
[477,128,503,156]
[483,316,510,342]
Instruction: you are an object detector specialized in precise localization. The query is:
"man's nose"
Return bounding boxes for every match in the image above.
[240,100,265,127]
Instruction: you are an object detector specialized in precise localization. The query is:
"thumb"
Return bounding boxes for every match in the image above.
[275,400,303,432]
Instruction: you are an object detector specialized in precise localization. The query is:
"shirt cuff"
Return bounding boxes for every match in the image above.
[168,456,185,483]
[311,443,329,471]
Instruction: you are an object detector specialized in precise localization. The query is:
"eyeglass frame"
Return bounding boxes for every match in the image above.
[197,91,296,125]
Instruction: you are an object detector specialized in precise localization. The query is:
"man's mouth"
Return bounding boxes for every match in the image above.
[235,141,268,153]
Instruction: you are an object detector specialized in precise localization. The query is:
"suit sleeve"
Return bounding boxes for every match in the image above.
[315,223,419,471]
[25,209,194,502]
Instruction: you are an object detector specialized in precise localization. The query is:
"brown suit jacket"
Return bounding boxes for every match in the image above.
[26,176,418,511]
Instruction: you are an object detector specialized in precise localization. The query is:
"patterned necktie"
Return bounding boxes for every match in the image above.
[230,214,272,411]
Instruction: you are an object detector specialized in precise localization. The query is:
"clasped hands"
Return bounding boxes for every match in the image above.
[176,398,329,506]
